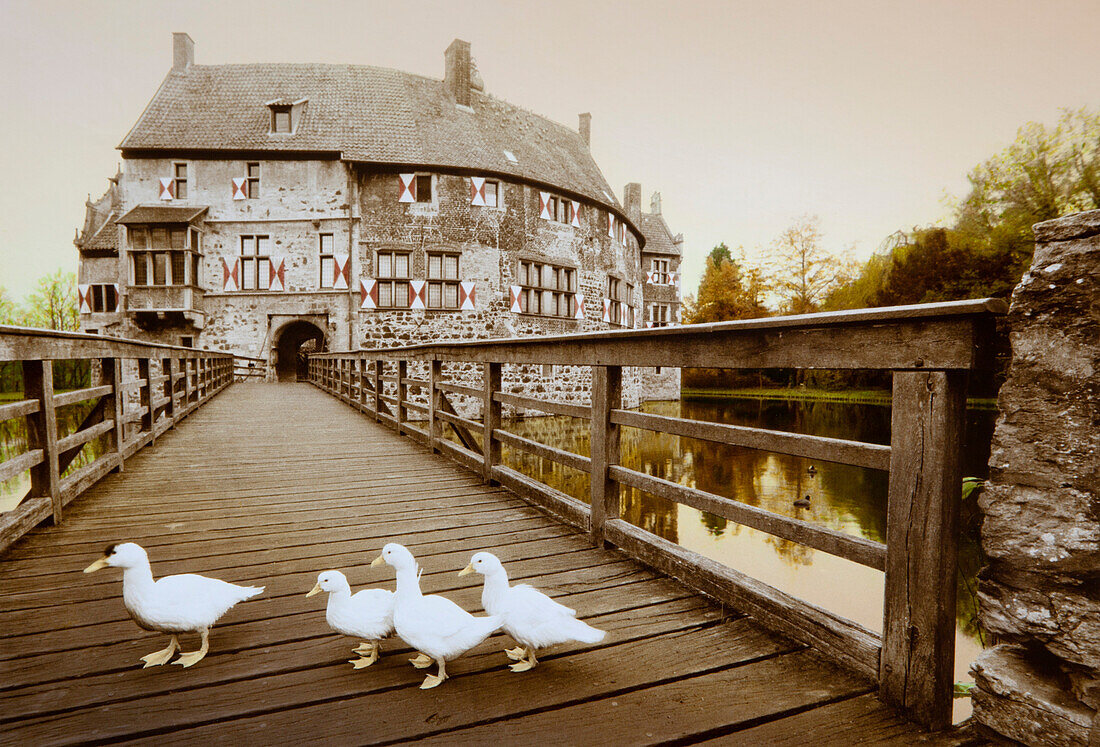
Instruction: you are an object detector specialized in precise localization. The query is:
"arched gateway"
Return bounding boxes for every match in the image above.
[274,321,325,382]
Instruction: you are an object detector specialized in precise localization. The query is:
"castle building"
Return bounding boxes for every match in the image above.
[75,34,681,400]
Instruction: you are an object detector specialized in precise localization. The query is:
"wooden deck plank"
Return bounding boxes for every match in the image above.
[697,692,962,745]
[410,650,873,746]
[32,620,789,746]
[0,383,942,744]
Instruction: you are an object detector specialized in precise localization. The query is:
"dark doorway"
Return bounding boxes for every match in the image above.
[275,321,325,382]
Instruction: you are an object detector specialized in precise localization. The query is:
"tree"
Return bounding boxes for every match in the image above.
[21,270,79,332]
[0,286,17,325]
[766,216,857,315]
[954,108,1100,277]
[870,228,1020,306]
[685,244,768,324]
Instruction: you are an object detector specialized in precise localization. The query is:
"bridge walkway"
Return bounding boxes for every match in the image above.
[0,383,947,745]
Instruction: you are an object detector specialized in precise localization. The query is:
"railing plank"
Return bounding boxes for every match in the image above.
[52,385,113,408]
[341,301,1007,369]
[491,464,590,533]
[435,408,482,435]
[609,466,886,570]
[401,400,428,415]
[436,437,483,473]
[435,380,482,398]
[0,399,39,423]
[59,452,121,506]
[610,409,891,472]
[493,391,592,419]
[0,448,44,484]
[56,418,115,455]
[0,496,52,554]
[494,428,592,474]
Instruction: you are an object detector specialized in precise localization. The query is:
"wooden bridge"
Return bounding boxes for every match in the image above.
[0,301,1004,744]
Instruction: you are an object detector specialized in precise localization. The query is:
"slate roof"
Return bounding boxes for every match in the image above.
[81,214,120,252]
[639,212,681,256]
[119,63,636,235]
[117,205,209,224]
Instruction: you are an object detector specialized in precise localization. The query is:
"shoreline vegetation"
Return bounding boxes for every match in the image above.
[682,386,998,410]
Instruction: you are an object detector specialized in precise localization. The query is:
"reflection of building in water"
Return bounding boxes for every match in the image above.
[620,488,678,543]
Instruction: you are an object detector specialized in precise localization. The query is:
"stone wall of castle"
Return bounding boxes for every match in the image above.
[80,158,680,406]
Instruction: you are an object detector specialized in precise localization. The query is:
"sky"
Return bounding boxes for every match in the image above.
[1,0,1098,301]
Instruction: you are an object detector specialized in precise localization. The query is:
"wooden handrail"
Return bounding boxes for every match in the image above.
[0,327,237,554]
[306,299,1006,730]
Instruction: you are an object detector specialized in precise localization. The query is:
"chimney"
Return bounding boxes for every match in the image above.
[624,183,642,223]
[444,39,472,107]
[578,113,591,146]
[651,191,662,216]
[173,32,194,71]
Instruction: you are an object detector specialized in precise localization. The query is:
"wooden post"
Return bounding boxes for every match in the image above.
[357,359,367,412]
[482,362,501,484]
[162,358,175,425]
[138,358,154,441]
[23,360,61,524]
[429,358,442,453]
[373,360,382,421]
[589,365,622,545]
[183,358,193,408]
[102,357,125,472]
[396,359,407,432]
[880,370,967,730]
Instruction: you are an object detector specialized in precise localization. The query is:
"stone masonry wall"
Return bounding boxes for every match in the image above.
[355,169,647,408]
[971,209,1100,746]
[92,157,669,405]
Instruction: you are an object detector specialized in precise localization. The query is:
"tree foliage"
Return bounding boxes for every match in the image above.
[1,271,85,392]
[766,216,858,314]
[825,108,1100,313]
[685,243,768,323]
[19,270,79,332]
[0,286,18,325]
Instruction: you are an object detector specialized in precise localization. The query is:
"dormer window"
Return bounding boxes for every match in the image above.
[271,105,292,133]
[266,98,307,135]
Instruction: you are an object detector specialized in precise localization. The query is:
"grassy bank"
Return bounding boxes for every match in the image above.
[682,387,998,410]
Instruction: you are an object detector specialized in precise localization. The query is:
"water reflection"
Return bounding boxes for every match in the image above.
[501,396,996,723]
[1,399,104,512]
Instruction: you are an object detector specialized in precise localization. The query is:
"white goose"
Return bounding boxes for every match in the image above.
[460,551,605,672]
[307,570,394,668]
[83,542,264,668]
[371,543,501,689]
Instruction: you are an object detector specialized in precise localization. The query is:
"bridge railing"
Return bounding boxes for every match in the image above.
[0,326,236,552]
[308,298,1006,730]
[234,356,269,382]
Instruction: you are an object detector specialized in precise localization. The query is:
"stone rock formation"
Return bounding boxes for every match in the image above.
[972,209,1100,746]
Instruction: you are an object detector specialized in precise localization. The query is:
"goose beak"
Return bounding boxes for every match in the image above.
[83,556,109,574]
[458,564,474,577]
[306,582,322,597]
[370,553,385,568]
